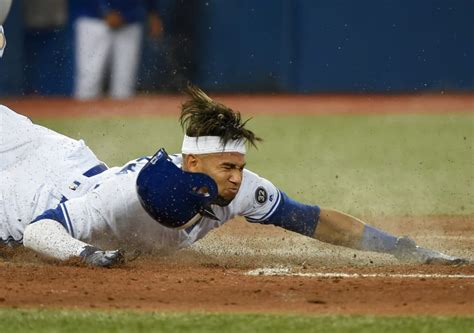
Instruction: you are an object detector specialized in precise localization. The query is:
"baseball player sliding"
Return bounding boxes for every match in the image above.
[0,86,470,267]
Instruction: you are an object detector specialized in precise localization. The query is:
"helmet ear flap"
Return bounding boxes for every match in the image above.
[136,148,219,229]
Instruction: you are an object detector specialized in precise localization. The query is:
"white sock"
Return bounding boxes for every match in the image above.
[23,219,89,260]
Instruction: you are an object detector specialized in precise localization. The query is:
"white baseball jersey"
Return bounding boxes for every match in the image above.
[50,155,281,253]
[0,105,105,243]
[1,105,282,252]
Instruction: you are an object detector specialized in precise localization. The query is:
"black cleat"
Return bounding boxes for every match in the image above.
[79,246,125,268]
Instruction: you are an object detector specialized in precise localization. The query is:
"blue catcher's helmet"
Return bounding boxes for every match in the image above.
[136,148,219,229]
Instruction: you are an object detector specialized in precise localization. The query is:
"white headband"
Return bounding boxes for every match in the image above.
[181,135,246,155]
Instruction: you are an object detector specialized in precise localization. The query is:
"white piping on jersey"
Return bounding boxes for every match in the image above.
[60,203,75,237]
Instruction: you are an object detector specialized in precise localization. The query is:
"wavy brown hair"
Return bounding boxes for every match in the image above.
[179,84,262,148]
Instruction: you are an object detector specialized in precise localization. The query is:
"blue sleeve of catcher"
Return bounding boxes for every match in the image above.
[246,191,320,237]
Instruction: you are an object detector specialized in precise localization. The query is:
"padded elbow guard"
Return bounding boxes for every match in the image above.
[246,191,320,237]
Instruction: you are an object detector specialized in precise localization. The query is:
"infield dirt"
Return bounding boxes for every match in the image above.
[1,216,473,315]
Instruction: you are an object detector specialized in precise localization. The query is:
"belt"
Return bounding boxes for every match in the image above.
[83,163,108,177]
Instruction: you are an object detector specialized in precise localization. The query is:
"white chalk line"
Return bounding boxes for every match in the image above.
[246,267,474,279]
[417,235,474,240]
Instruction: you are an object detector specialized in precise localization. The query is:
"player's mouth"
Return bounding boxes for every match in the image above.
[225,188,239,195]
[213,189,238,206]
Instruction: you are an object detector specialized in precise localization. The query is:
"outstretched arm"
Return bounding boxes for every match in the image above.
[253,191,468,265]
[315,208,469,264]
[314,208,366,248]
[315,208,400,252]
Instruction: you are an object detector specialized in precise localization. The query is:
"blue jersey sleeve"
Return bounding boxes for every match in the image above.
[246,191,320,237]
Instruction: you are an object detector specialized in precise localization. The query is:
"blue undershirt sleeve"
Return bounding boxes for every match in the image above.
[246,191,320,237]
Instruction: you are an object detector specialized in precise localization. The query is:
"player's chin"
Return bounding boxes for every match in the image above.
[214,190,238,206]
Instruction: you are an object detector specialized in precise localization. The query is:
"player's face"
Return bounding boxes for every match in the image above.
[184,152,246,205]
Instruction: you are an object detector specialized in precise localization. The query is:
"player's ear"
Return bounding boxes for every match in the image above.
[183,154,199,172]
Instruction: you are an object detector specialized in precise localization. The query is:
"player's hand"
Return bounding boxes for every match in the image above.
[104,11,124,29]
[79,245,125,268]
[391,236,470,265]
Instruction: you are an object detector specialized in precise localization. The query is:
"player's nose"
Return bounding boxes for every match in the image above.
[228,169,242,185]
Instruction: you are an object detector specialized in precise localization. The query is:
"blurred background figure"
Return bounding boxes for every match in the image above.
[138,0,198,92]
[0,1,472,97]
[0,0,12,58]
[73,0,163,100]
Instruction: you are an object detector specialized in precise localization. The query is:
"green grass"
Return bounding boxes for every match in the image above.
[0,309,473,333]
[36,113,473,216]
